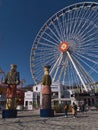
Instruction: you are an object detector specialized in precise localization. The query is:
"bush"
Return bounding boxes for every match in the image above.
[95,102,98,108]
[54,103,64,113]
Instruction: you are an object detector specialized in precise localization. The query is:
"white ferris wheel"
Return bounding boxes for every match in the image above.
[30,2,98,92]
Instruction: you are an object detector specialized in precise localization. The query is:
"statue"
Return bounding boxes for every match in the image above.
[42,65,52,109]
[40,65,54,117]
[3,64,20,110]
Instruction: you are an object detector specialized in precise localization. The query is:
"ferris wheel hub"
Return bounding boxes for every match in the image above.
[59,42,69,52]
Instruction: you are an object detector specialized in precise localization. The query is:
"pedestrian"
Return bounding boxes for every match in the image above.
[72,102,77,118]
[64,102,69,117]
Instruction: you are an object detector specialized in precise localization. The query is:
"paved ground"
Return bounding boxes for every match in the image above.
[0,110,98,130]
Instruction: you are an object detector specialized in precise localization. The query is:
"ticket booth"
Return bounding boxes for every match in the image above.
[24,91,33,110]
[24,91,38,110]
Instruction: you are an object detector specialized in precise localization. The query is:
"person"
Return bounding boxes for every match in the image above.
[64,102,69,117]
[80,103,85,112]
[72,102,77,118]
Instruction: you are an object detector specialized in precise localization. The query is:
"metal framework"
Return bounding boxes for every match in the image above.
[30,2,98,92]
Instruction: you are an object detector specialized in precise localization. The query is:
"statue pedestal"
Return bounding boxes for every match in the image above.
[40,109,54,117]
[2,109,17,118]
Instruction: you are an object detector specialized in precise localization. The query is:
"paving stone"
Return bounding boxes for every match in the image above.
[0,110,98,130]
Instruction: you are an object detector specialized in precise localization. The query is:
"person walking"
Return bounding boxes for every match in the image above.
[72,102,77,118]
[64,102,69,117]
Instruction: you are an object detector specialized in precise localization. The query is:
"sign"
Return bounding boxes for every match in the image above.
[25,91,33,99]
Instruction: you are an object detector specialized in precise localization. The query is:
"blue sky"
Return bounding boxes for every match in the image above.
[0,0,96,86]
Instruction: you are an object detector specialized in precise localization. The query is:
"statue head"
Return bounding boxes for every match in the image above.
[44,65,51,75]
[10,64,17,71]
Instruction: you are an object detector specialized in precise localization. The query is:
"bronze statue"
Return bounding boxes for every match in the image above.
[3,64,20,110]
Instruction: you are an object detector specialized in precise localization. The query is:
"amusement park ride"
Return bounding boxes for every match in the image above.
[30,2,98,94]
[30,2,98,111]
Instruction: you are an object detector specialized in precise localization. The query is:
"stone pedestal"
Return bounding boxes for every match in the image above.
[40,109,54,117]
[2,109,17,118]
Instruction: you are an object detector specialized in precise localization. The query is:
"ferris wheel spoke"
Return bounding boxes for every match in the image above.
[73,52,98,73]
[62,13,68,40]
[80,24,98,41]
[72,55,96,90]
[58,56,69,82]
[84,52,98,59]
[43,31,59,43]
[73,8,91,36]
[46,24,61,42]
[65,61,81,90]
[50,53,62,75]
[69,10,76,37]
[33,60,52,74]
[52,53,64,82]
[77,21,94,39]
[81,32,98,45]
[58,65,65,82]
[33,51,57,63]
[36,46,58,54]
[74,53,98,74]
[75,52,98,66]
[56,15,65,41]
[80,45,98,53]
[76,20,95,40]
[71,6,83,35]
[80,39,98,48]
[38,35,59,47]
[69,10,78,39]
[36,52,58,65]
[76,45,98,54]
[66,10,72,39]
[62,11,67,40]
[36,47,52,51]
[38,42,58,50]
[74,6,98,38]
[90,7,98,23]
[79,41,97,51]
[71,5,90,36]
[62,56,70,85]
[66,13,71,40]
[50,19,63,42]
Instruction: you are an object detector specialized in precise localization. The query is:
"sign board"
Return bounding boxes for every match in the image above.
[25,91,33,99]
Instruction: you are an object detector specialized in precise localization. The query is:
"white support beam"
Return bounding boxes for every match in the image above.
[67,51,88,92]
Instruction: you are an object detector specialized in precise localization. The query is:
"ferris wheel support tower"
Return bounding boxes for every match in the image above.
[59,41,88,92]
[67,51,88,92]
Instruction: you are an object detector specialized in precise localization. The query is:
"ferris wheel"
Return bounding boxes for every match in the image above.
[30,2,98,92]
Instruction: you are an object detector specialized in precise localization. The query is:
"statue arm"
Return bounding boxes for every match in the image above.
[2,74,8,84]
[16,72,20,85]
